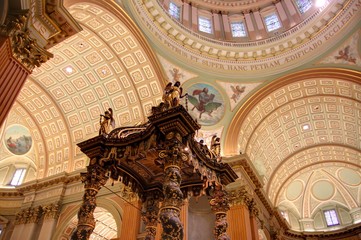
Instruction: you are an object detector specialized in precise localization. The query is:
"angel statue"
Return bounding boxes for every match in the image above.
[210,135,221,161]
[99,108,115,135]
[162,81,187,108]
[188,87,222,119]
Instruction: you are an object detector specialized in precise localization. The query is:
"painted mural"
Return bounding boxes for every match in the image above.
[319,31,360,66]
[185,83,224,126]
[4,125,32,155]
[217,81,262,111]
[157,55,198,83]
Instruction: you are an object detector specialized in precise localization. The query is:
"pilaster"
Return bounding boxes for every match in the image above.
[38,203,60,240]
[119,199,142,240]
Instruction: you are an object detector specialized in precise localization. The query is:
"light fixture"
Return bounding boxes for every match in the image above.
[302,124,310,130]
[65,66,73,74]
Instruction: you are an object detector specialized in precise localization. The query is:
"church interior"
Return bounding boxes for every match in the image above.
[0,0,360,239]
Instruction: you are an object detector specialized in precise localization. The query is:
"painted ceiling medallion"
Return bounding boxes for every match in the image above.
[185,83,225,126]
[4,125,32,155]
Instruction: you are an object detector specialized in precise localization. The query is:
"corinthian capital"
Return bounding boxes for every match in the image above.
[0,13,52,71]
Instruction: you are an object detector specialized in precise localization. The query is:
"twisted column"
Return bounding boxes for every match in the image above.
[141,193,160,240]
[209,185,231,240]
[71,165,108,240]
[159,136,185,240]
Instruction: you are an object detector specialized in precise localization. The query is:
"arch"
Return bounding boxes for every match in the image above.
[224,68,361,155]
[52,196,124,240]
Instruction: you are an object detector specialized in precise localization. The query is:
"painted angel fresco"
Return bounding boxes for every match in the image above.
[169,68,184,82]
[230,85,246,103]
[335,46,356,64]
[188,87,222,119]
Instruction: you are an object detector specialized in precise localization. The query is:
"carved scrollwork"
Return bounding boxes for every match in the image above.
[159,208,184,240]
[228,186,249,206]
[209,185,231,240]
[14,206,43,225]
[43,203,60,220]
[141,193,160,240]
[1,13,52,71]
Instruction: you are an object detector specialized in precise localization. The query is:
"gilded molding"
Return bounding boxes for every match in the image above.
[43,203,60,220]
[0,13,52,72]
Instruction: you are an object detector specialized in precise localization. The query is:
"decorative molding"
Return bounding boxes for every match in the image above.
[0,13,52,71]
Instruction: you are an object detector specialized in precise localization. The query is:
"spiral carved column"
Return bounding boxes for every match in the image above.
[71,165,108,240]
[141,193,160,240]
[210,185,231,240]
[159,137,185,240]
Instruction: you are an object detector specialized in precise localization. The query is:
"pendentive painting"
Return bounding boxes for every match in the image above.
[185,83,225,126]
[4,125,32,155]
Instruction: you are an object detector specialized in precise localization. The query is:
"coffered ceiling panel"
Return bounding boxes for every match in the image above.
[1,2,164,178]
[229,73,361,219]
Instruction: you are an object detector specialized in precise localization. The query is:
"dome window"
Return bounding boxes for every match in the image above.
[198,16,213,34]
[10,168,26,186]
[231,22,247,37]
[264,13,281,32]
[324,209,340,227]
[295,0,312,14]
[169,2,181,21]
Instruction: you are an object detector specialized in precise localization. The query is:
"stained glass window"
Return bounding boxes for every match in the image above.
[324,209,340,227]
[231,22,247,37]
[198,16,213,34]
[169,2,181,20]
[264,14,281,32]
[10,168,26,186]
[296,0,312,14]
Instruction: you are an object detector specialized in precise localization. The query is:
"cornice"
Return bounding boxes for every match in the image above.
[16,171,82,193]
[126,0,360,77]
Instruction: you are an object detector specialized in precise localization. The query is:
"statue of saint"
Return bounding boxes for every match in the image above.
[99,108,115,135]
